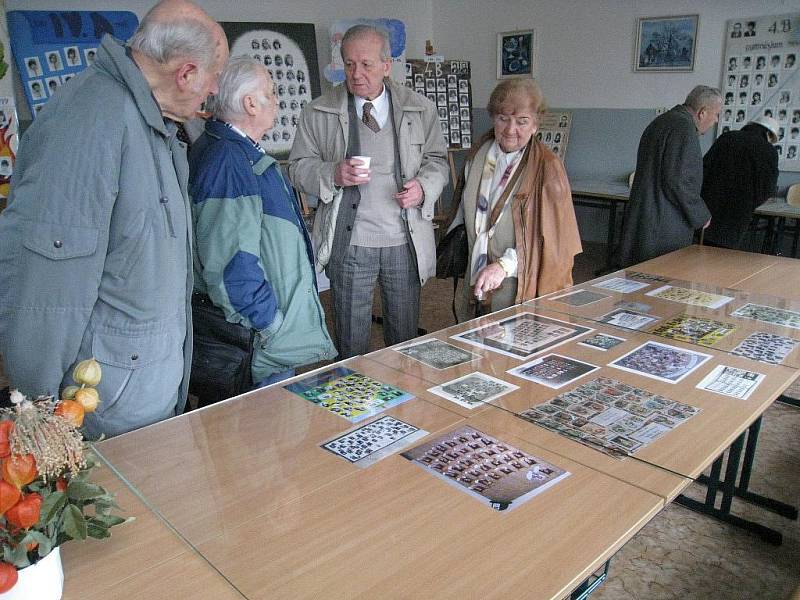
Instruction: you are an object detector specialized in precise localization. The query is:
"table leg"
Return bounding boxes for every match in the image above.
[594,201,618,277]
[774,217,787,255]
[761,216,775,254]
[570,559,610,600]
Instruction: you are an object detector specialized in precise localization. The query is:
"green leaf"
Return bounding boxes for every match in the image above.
[91,514,127,528]
[61,504,87,540]
[86,522,111,539]
[67,481,105,501]
[10,543,29,568]
[38,491,67,526]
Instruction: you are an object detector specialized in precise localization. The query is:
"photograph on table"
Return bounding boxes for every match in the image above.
[649,314,736,347]
[578,333,627,352]
[402,425,570,511]
[613,300,653,313]
[508,354,600,389]
[394,338,479,370]
[427,372,519,410]
[518,376,700,458]
[609,340,712,384]
[729,302,800,330]
[731,331,800,364]
[550,288,610,307]
[284,366,414,422]
[696,365,765,401]
[452,312,593,360]
[644,284,734,309]
[592,277,650,293]
[599,308,660,330]
[321,416,428,468]
[625,271,673,284]
[634,14,698,72]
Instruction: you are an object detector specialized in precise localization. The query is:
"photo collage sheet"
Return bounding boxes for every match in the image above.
[535,111,573,161]
[721,12,800,170]
[406,59,472,149]
[8,10,140,117]
[221,22,321,159]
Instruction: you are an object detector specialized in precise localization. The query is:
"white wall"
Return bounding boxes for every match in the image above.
[433,0,797,109]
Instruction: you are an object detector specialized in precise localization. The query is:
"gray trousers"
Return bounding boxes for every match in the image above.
[327,244,420,359]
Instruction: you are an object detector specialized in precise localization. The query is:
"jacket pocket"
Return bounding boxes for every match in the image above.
[90,329,175,420]
[23,222,98,260]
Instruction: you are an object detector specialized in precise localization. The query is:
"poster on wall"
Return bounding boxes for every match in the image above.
[406,58,472,149]
[221,22,321,160]
[535,110,572,161]
[8,10,139,119]
[0,3,18,203]
[720,12,800,172]
[325,19,406,84]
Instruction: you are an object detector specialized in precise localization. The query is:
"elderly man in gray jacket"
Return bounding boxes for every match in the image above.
[0,0,228,437]
[288,24,448,359]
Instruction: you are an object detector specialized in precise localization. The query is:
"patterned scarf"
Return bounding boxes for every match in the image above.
[468,141,523,285]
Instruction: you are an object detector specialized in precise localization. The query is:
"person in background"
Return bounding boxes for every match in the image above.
[448,79,581,322]
[701,116,779,250]
[288,25,448,358]
[0,0,228,437]
[619,86,721,266]
[189,56,335,396]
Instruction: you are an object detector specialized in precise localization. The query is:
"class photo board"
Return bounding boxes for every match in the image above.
[406,58,472,149]
[535,110,572,161]
[720,12,800,171]
[7,10,139,118]
[220,22,321,160]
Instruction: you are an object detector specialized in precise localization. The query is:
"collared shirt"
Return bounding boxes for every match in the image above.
[354,85,389,129]
[222,120,266,154]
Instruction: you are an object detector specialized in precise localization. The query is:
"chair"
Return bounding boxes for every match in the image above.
[628,171,636,188]
[781,184,800,256]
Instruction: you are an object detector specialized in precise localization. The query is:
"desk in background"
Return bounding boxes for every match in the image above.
[570,179,629,275]
[754,198,800,257]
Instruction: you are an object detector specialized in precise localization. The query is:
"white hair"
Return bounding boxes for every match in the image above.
[206,55,269,122]
[129,14,216,68]
[341,24,391,61]
[685,85,722,112]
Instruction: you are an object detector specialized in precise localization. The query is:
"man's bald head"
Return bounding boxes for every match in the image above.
[129,0,225,69]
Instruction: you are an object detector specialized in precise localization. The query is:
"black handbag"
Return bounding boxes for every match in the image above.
[189,293,255,409]
[435,223,468,279]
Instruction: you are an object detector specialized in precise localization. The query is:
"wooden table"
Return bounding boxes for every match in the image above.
[570,179,630,275]
[754,199,800,256]
[64,246,800,594]
[61,457,243,600]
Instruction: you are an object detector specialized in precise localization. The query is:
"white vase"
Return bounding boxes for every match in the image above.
[0,547,63,600]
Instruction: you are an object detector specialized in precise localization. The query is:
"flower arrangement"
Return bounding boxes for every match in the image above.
[0,359,128,594]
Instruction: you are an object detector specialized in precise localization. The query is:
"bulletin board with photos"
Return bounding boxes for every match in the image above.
[406,58,472,149]
[534,111,572,161]
[720,12,800,171]
[7,10,139,117]
[220,22,321,160]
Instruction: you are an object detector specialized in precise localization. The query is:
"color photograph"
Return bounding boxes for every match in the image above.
[635,14,698,72]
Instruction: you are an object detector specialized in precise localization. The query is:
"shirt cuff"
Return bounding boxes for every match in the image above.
[497,248,518,277]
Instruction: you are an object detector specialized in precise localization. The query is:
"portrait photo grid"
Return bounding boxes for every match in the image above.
[406,59,472,149]
[720,12,800,170]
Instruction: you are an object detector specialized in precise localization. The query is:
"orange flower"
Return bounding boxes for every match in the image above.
[54,400,85,428]
[0,421,13,459]
[0,562,17,593]
[2,454,37,488]
[5,493,42,529]
[0,481,20,515]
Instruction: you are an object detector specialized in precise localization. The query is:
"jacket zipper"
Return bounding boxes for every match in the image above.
[160,196,176,237]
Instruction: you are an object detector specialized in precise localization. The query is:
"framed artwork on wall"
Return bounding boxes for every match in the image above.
[634,14,698,72]
[497,30,533,79]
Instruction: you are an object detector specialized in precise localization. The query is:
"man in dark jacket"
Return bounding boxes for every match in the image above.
[701,116,779,249]
[619,86,721,266]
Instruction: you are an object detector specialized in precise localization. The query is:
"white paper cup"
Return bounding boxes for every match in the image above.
[352,155,371,177]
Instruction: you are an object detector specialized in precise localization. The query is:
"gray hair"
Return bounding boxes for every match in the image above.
[129,14,217,68]
[685,85,722,112]
[341,24,391,61]
[206,56,269,121]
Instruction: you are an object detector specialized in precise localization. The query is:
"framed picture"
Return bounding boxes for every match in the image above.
[497,30,534,79]
[634,15,698,72]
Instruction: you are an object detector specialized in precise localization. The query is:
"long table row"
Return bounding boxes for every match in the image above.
[61,245,800,599]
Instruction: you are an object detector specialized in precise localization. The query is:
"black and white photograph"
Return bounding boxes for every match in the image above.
[321,416,428,468]
[64,46,82,67]
[550,288,610,307]
[428,372,519,410]
[45,50,63,72]
[394,338,479,370]
[24,56,41,78]
[28,80,45,100]
[578,333,627,351]
[696,365,765,401]
[731,331,800,364]
[508,354,600,389]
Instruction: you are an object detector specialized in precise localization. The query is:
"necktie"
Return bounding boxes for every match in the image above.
[362,101,380,133]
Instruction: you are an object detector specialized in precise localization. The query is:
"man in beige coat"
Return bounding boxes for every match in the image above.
[288,24,448,358]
